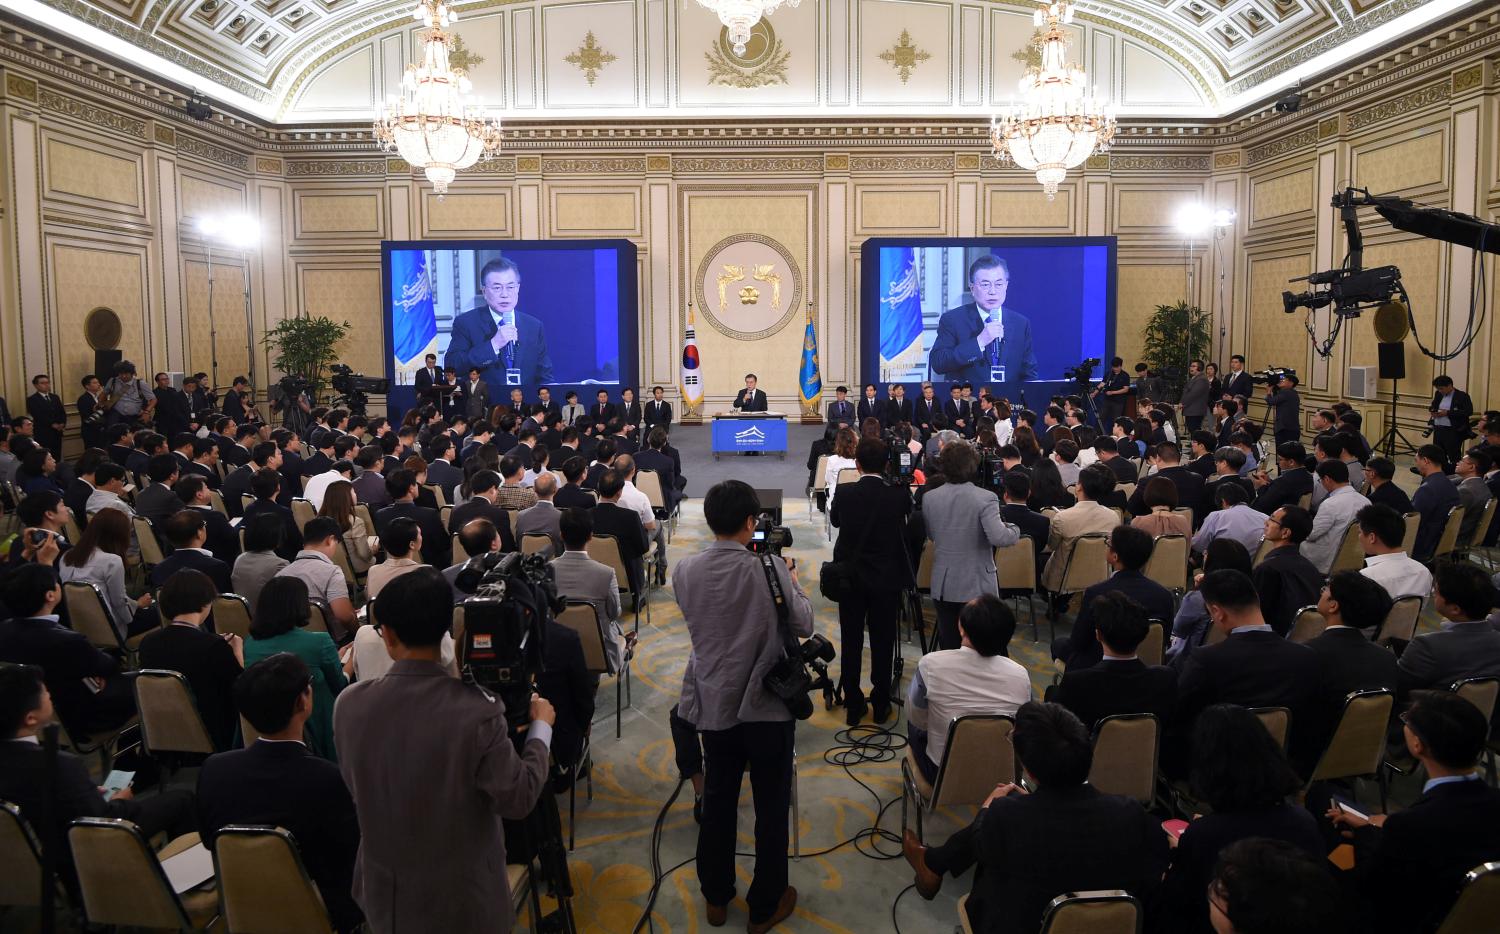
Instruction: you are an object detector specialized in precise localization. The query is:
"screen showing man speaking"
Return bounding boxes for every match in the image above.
[383,240,637,390]
[861,238,1115,391]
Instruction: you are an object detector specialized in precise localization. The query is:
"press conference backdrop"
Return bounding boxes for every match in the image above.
[381,239,639,417]
[860,237,1116,400]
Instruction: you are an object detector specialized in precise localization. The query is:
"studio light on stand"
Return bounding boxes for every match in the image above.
[196,213,261,396]
[1174,203,1236,371]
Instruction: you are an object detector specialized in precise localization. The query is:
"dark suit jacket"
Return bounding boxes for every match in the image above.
[1351,778,1500,933]
[190,506,241,565]
[243,499,301,561]
[554,484,595,512]
[643,399,673,431]
[536,621,597,769]
[444,306,553,388]
[1411,471,1460,561]
[301,451,333,479]
[1368,481,1414,516]
[64,479,94,529]
[1064,571,1177,670]
[350,470,392,511]
[1429,389,1475,435]
[375,502,452,567]
[425,459,464,504]
[590,501,649,594]
[1298,627,1399,770]
[856,398,884,425]
[134,482,183,529]
[929,302,1039,388]
[886,397,914,426]
[77,391,106,447]
[1252,466,1314,514]
[1397,620,1500,703]
[1185,453,1215,480]
[634,449,679,507]
[1251,546,1323,637]
[221,443,252,469]
[1200,475,1255,522]
[413,366,448,407]
[732,388,768,412]
[183,460,221,491]
[971,784,1167,934]
[138,622,242,749]
[0,741,151,865]
[586,402,618,429]
[446,497,518,551]
[154,387,191,438]
[1102,455,1136,486]
[196,739,363,931]
[220,465,255,518]
[619,400,643,429]
[109,443,136,467]
[943,399,972,434]
[1221,371,1253,399]
[27,392,67,450]
[829,476,914,591]
[913,398,941,436]
[1176,630,1320,734]
[999,502,1050,567]
[0,617,129,733]
[826,399,855,427]
[149,549,233,594]
[1053,658,1177,731]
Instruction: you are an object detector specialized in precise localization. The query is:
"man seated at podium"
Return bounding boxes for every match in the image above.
[733,373,768,412]
[445,257,554,390]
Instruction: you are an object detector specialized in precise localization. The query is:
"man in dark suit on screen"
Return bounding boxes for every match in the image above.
[444,257,554,391]
[732,373,768,412]
[928,255,1038,389]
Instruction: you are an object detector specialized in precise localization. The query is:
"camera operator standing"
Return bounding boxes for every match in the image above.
[333,568,555,933]
[1263,369,1302,448]
[674,480,813,932]
[829,438,913,726]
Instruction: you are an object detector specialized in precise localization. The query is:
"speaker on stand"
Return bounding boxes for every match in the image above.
[85,308,124,379]
[1371,302,1422,458]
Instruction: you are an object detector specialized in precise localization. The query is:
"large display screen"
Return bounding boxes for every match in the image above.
[860,237,1116,396]
[381,239,638,408]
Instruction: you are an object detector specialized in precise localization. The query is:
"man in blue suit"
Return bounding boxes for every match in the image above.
[928,254,1038,389]
[445,257,554,391]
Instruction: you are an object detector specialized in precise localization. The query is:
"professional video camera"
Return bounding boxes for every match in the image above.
[1281,265,1402,317]
[1064,358,1102,385]
[748,513,792,556]
[329,364,391,416]
[1250,365,1298,385]
[763,632,837,718]
[277,374,311,398]
[978,449,1008,493]
[882,426,918,483]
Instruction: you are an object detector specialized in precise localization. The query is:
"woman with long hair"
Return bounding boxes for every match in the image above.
[244,575,347,760]
[403,454,440,510]
[59,508,155,636]
[1012,425,1042,467]
[1027,457,1075,511]
[991,399,1014,447]
[1167,537,1252,663]
[825,427,861,508]
[318,479,373,574]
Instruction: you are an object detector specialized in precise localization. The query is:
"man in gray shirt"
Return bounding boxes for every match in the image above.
[674,480,812,932]
[274,516,357,640]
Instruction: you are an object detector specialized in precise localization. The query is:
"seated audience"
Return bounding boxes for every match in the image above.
[1251,505,1322,636]
[554,456,596,511]
[138,569,242,750]
[496,454,540,511]
[592,468,652,602]
[1051,590,1176,729]
[550,506,626,674]
[84,461,135,520]
[1039,464,1119,595]
[998,471,1050,566]
[1397,560,1500,709]
[57,507,156,637]
[150,508,233,593]
[243,467,301,561]
[1192,482,1268,557]
[1132,476,1191,537]
[1410,444,1459,562]
[1207,838,1346,934]
[1052,525,1174,671]
[1297,571,1398,770]
[375,468,451,567]
[903,702,1168,930]
[906,595,1030,782]
[174,475,239,563]
[1251,441,1313,515]
[1319,690,1500,933]
[1356,503,1432,611]
[232,511,290,614]
[1302,460,1371,574]
[196,653,363,932]
[1451,447,1493,546]
[135,453,184,527]
[514,472,564,556]
[1363,456,1413,514]
[244,576,346,761]
[273,517,357,642]
[366,516,423,602]
[319,479,373,575]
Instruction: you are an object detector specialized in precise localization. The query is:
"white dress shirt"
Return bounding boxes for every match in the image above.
[1301,483,1371,573]
[618,479,655,531]
[351,623,455,681]
[302,469,346,511]
[1361,551,1433,606]
[907,646,1030,767]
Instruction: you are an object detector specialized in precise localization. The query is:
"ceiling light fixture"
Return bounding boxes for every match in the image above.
[990,0,1116,200]
[373,0,502,195]
[694,0,800,56]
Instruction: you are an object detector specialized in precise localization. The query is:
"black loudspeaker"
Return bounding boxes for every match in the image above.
[1377,342,1406,380]
[94,348,123,378]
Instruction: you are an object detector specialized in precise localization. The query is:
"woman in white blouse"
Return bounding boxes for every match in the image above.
[318,479,374,574]
[58,508,155,637]
[824,427,860,510]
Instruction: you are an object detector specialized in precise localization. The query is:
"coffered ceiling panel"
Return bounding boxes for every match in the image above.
[5,0,1483,120]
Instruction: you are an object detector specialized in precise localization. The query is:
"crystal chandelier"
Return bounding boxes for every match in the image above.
[694,0,801,55]
[373,0,502,195]
[990,0,1117,199]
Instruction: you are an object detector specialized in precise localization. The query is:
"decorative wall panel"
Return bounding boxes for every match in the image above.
[298,267,385,377]
[42,136,143,211]
[422,192,513,235]
[1352,130,1447,198]
[1247,252,1314,374]
[295,192,384,236]
[854,187,947,234]
[178,174,245,220]
[549,189,642,235]
[1249,167,1315,225]
[49,243,147,394]
[985,186,1075,232]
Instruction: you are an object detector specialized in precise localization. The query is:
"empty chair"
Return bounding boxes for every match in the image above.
[212,593,254,640]
[1051,534,1111,641]
[134,669,216,760]
[1088,714,1159,803]
[995,537,1039,640]
[901,714,1016,843]
[1039,890,1141,934]
[0,801,49,911]
[1288,605,1326,644]
[1143,534,1189,595]
[1436,862,1500,934]
[1451,677,1499,724]
[214,826,335,934]
[69,818,219,930]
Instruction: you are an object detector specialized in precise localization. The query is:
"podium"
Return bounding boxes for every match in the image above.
[711,412,788,459]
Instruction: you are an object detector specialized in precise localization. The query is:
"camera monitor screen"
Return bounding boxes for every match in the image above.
[860,237,1116,396]
[381,239,639,407]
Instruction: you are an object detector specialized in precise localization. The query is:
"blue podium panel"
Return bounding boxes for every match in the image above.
[711,416,789,456]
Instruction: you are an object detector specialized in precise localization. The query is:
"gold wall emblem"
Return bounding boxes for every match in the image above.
[738,285,760,304]
[706,21,789,88]
[565,32,617,86]
[879,30,931,84]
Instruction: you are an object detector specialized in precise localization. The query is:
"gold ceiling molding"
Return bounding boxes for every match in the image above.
[178,134,251,171]
[1451,63,1484,94]
[849,154,953,172]
[286,159,385,176]
[1107,154,1214,171]
[1213,150,1241,168]
[705,21,790,89]
[1245,124,1319,165]
[387,158,411,173]
[673,155,823,174]
[516,156,541,172]
[1317,117,1339,139]
[564,32,617,87]
[153,124,176,145]
[824,154,849,170]
[540,156,648,174]
[256,156,284,173]
[878,29,931,85]
[37,87,146,140]
[469,156,518,174]
[647,155,672,171]
[955,153,982,170]
[5,71,38,102]
[1085,153,1110,170]
[1345,79,1449,132]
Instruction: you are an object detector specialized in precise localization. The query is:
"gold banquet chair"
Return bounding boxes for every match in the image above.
[1436,862,1500,934]
[1288,605,1326,644]
[1307,688,1395,810]
[1039,891,1143,934]
[1088,714,1159,804]
[901,714,1017,843]
[214,826,335,934]
[69,818,218,931]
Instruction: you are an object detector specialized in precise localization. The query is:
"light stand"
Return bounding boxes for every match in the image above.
[1175,204,1236,390]
[1376,376,1422,459]
[197,214,260,398]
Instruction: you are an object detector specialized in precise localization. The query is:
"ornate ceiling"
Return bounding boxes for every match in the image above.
[2,0,1481,120]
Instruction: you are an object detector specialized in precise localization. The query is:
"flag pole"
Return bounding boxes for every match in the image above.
[799,300,824,425]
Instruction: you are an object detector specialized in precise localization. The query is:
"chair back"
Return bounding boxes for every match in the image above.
[995,538,1036,592]
[636,469,667,511]
[1118,482,1136,501]
[422,483,448,507]
[1296,492,1312,511]
[1402,511,1422,555]
[355,504,375,535]
[1203,621,1228,646]
[1436,862,1500,934]
[439,504,453,531]
[1059,534,1111,595]
[331,538,358,587]
[68,818,196,929]
[836,467,859,486]
[1376,595,1423,646]
[241,493,255,513]
[1451,677,1500,723]
[64,513,84,544]
[1088,714,1158,803]
[1251,537,1275,567]
[1288,606,1326,644]
[62,581,126,653]
[1434,505,1467,561]
[1143,534,1189,593]
[916,539,935,592]
[452,532,471,564]
[134,669,216,756]
[557,600,610,675]
[1039,890,1141,934]
[290,499,315,533]
[521,532,553,556]
[1250,706,1291,749]
[931,715,1017,809]
[0,800,43,907]
[212,594,254,640]
[132,515,167,567]
[586,535,633,598]
[1472,500,1499,547]
[240,714,262,745]
[208,490,228,517]
[306,601,329,634]
[452,605,466,666]
[1138,620,1165,667]
[812,455,830,493]
[1328,521,1367,575]
[1310,689,1394,783]
[214,825,334,934]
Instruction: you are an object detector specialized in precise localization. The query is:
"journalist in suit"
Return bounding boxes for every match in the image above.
[444,257,555,390]
[644,389,673,434]
[1428,375,1475,466]
[927,255,1038,388]
[921,442,1020,650]
[829,438,914,724]
[1178,361,1211,431]
[1050,591,1177,730]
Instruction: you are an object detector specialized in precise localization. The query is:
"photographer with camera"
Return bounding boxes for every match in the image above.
[334,567,554,933]
[675,480,813,932]
[1263,368,1302,447]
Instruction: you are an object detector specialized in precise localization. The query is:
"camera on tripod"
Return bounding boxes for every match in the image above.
[1064,358,1102,384]
[748,513,792,555]
[882,427,917,482]
[453,551,563,728]
[278,374,311,398]
[1251,365,1298,385]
